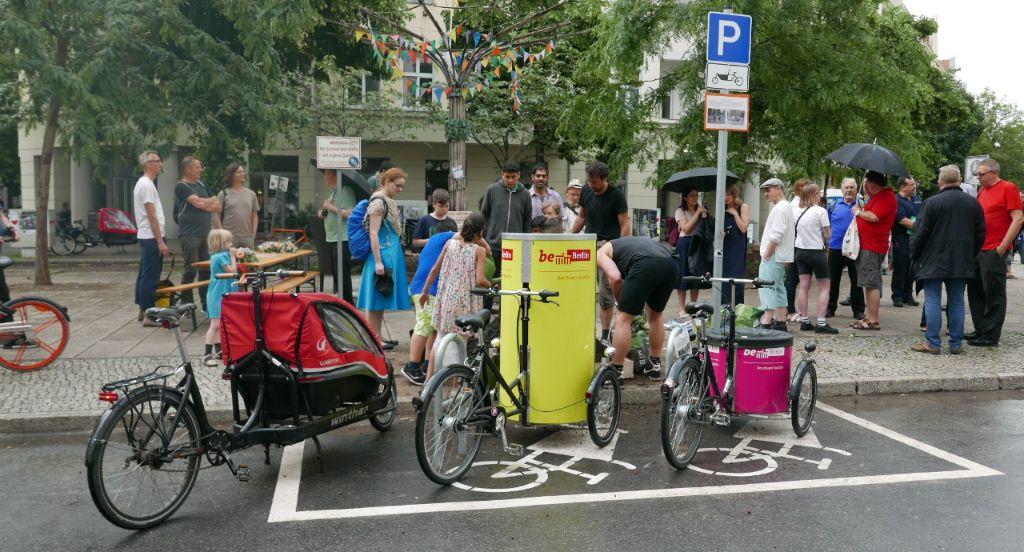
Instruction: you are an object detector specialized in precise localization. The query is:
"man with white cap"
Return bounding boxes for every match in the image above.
[757,178,795,330]
[563,178,583,233]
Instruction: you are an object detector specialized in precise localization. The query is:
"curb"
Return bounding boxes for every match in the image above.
[3,374,1022,434]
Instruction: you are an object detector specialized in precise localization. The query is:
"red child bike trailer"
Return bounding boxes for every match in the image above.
[88,207,138,247]
[220,291,390,419]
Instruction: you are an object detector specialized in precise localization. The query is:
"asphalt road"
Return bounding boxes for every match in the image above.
[2,390,1022,551]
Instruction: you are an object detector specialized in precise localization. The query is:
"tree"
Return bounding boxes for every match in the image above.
[566,0,950,185]
[0,0,332,283]
[350,0,576,209]
[970,90,1024,185]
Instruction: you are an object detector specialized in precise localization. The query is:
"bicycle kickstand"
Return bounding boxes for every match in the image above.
[311,435,325,473]
[494,411,524,456]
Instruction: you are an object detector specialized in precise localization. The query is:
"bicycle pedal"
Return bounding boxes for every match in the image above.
[711,414,731,426]
[235,464,251,482]
[504,443,525,457]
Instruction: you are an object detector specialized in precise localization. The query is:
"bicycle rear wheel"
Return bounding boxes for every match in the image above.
[0,297,70,371]
[661,358,706,469]
[587,367,621,447]
[50,233,76,256]
[415,365,484,485]
[72,233,88,254]
[86,387,202,530]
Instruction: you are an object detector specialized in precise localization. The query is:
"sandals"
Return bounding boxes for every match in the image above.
[850,319,880,331]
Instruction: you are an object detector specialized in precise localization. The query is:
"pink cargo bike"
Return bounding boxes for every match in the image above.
[659,275,818,469]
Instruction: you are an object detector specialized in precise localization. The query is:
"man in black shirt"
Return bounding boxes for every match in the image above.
[596,237,677,380]
[571,161,630,339]
[174,156,221,310]
[891,176,919,307]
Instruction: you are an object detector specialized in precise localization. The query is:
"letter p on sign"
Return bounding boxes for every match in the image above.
[707,12,752,65]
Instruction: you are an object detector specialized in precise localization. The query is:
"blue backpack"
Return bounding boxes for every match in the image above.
[347,197,388,261]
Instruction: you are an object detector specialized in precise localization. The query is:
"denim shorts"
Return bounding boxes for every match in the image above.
[758,256,788,309]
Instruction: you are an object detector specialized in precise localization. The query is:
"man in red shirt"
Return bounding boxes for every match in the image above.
[851,171,897,330]
[966,159,1023,346]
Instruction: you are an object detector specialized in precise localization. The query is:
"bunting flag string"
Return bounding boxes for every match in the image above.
[353,25,559,113]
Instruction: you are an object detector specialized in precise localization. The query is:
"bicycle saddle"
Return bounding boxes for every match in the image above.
[455,308,491,331]
[685,302,714,316]
[145,303,197,324]
[0,256,12,270]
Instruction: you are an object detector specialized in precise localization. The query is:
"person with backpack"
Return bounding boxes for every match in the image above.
[214,163,260,248]
[355,167,412,335]
[173,156,220,312]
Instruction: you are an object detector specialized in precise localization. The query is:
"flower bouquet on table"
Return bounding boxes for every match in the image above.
[234,247,259,264]
[257,240,299,254]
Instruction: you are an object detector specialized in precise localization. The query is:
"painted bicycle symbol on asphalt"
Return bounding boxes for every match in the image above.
[687,419,851,477]
[453,429,636,493]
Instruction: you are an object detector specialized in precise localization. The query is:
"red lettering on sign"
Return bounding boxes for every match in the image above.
[537,249,591,264]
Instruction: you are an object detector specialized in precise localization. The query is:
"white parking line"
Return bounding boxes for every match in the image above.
[267,401,1002,523]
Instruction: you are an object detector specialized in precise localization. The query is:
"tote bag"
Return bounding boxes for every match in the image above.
[841,220,860,260]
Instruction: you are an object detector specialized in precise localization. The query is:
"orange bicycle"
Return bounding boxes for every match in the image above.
[0,256,70,371]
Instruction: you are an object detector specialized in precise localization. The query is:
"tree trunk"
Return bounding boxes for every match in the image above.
[34,36,69,285]
[447,93,468,211]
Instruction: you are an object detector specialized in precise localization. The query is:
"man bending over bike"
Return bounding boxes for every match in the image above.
[596,237,679,381]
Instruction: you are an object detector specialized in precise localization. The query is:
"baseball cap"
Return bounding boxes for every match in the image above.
[567,178,583,190]
[760,178,785,189]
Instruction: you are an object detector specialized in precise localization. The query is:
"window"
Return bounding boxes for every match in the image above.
[402,57,434,107]
[319,304,377,353]
[361,74,380,101]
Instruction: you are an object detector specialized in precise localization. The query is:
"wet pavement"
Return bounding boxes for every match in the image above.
[1,390,1021,551]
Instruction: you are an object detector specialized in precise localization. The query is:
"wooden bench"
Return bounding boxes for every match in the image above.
[156,280,209,330]
[266,271,319,293]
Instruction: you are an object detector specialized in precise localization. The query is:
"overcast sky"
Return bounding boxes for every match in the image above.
[901,0,1023,110]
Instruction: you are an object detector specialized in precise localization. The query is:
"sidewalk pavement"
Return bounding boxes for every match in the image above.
[2,260,1023,432]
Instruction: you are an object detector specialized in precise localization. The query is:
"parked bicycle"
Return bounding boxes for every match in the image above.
[659,275,818,469]
[50,219,95,256]
[413,286,622,486]
[0,255,70,371]
[85,269,397,530]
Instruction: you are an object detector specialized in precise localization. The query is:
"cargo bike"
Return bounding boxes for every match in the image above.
[660,275,819,469]
[85,269,397,529]
[412,285,622,485]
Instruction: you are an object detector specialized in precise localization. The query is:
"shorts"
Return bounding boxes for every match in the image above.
[596,240,616,309]
[795,248,829,279]
[618,257,678,316]
[411,293,436,337]
[856,249,885,289]
[757,256,788,309]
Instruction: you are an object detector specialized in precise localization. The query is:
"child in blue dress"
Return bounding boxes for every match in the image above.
[204,229,238,366]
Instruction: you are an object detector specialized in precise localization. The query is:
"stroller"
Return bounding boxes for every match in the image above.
[87,207,138,250]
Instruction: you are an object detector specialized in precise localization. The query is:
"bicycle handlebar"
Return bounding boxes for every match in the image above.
[470,287,559,300]
[682,275,774,287]
[215,269,306,280]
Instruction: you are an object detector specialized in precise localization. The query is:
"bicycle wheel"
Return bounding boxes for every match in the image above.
[661,358,706,469]
[415,365,485,485]
[86,387,202,530]
[791,361,817,437]
[0,297,70,371]
[72,233,88,254]
[587,367,621,448]
[50,233,76,256]
[369,382,397,432]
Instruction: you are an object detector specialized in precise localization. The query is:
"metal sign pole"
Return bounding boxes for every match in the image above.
[712,129,728,327]
[335,170,346,301]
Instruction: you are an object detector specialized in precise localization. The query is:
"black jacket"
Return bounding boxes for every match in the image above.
[687,215,715,288]
[910,186,985,280]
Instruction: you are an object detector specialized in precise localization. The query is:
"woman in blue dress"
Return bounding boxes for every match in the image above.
[721,185,750,306]
[358,167,412,335]
[674,188,705,318]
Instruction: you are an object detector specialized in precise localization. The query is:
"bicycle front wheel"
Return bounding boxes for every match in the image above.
[415,365,484,485]
[791,361,817,436]
[587,367,621,448]
[661,358,706,469]
[0,297,70,371]
[86,387,202,530]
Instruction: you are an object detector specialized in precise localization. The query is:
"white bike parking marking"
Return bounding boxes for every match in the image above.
[451,429,636,493]
[267,402,1003,522]
[687,418,853,477]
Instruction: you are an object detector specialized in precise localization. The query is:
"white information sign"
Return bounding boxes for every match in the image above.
[704,93,750,132]
[706,62,749,92]
[316,136,362,170]
[964,155,989,189]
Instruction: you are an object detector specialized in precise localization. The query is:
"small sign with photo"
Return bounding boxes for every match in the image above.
[704,92,750,132]
[632,208,661,240]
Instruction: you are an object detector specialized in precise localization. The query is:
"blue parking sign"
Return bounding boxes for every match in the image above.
[707,12,752,65]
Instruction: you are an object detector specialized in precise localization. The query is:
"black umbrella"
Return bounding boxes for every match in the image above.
[825,142,908,178]
[664,167,739,193]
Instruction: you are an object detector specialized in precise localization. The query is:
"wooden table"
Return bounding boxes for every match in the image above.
[192,249,312,271]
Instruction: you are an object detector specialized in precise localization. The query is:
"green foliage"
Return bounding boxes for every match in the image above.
[970,90,1024,185]
[570,0,963,186]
